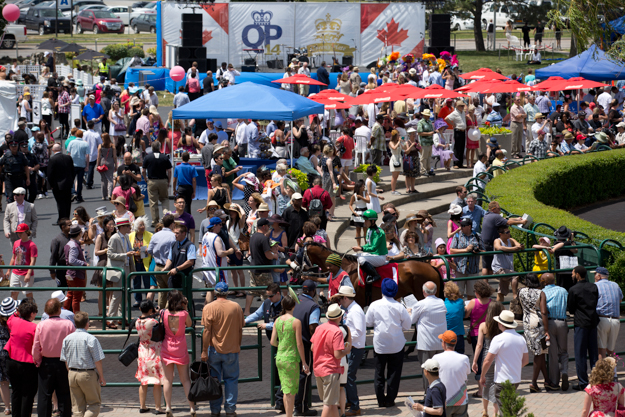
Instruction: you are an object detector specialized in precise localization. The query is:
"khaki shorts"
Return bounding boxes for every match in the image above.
[598,316,620,351]
[454,271,476,297]
[10,272,31,296]
[316,373,340,406]
[494,268,517,295]
[250,272,274,297]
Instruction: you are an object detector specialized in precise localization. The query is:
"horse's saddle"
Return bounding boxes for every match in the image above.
[357,263,399,287]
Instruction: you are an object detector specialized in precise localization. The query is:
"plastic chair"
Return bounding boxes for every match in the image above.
[354,135,369,166]
[524,45,535,61]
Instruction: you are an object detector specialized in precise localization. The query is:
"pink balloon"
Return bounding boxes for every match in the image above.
[2,4,20,23]
[170,66,185,82]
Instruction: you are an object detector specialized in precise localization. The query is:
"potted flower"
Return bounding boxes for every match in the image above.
[479,122,512,154]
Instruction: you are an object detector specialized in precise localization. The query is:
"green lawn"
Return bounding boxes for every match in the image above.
[24,33,156,44]
[456,50,569,76]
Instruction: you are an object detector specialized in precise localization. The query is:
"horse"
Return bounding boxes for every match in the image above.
[300,242,444,307]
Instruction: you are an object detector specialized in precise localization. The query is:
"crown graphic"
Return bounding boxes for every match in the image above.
[314,14,343,43]
[252,10,273,26]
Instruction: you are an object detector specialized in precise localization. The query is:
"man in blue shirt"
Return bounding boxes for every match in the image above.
[164,223,197,289]
[595,267,623,360]
[542,273,570,390]
[462,194,487,233]
[486,103,503,126]
[81,95,104,134]
[173,152,197,214]
[296,147,319,176]
[66,132,90,203]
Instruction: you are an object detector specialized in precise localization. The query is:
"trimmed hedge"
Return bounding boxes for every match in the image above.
[485,149,625,246]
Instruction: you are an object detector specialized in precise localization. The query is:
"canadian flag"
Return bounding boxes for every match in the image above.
[360,3,425,66]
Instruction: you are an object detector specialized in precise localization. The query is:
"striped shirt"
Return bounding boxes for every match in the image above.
[451,232,480,274]
[596,279,623,318]
[543,284,568,320]
[60,329,104,370]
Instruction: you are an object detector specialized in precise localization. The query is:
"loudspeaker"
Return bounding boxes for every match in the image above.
[267,59,283,69]
[195,60,207,73]
[332,65,341,72]
[206,58,217,73]
[178,58,207,73]
[430,14,451,47]
[178,59,194,72]
[242,65,256,72]
[178,47,206,60]
[426,46,455,56]
[182,25,203,48]
[342,56,353,66]
[244,58,256,65]
[182,13,202,23]
[194,47,206,60]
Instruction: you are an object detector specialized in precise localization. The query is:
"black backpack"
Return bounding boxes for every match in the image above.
[308,190,327,217]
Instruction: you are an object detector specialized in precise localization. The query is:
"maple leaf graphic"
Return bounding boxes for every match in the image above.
[202,29,213,46]
[376,19,409,46]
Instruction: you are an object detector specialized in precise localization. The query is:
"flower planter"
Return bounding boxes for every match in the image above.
[480,133,512,155]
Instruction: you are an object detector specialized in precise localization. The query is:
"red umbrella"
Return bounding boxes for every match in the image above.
[310,98,352,110]
[345,91,407,105]
[481,80,534,94]
[456,79,496,92]
[314,90,352,101]
[392,85,423,96]
[408,85,468,99]
[459,68,509,81]
[538,77,609,92]
[531,76,566,91]
[271,74,327,86]
[376,83,401,91]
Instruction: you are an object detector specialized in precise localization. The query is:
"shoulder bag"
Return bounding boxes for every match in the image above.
[466,303,489,345]
[118,319,138,366]
[150,310,165,343]
[188,361,222,402]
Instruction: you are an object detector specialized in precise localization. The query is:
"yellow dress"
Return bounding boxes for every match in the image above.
[532,250,550,278]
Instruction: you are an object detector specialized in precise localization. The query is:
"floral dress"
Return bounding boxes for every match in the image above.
[135,317,165,385]
[518,287,546,356]
[275,316,300,395]
[585,382,624,417]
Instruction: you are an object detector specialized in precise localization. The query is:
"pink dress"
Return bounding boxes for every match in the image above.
[586,382,624,416]
[135,317,165,385]
[161,310,189,366]
[446,220,460,254]
[465,117,480,150]
[469,298,491,337]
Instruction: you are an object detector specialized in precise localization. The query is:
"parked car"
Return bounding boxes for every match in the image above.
[131,14,156,34]
[450,16,487,31]
[23,6,72,35]
[76,9,124,34]
[17,0,50,23]
[59,0,104,17]
[68,4,109,25]
[0,24,28,49]
[481,3,526,29]
[107,6,155,26]
[131,1,149,8]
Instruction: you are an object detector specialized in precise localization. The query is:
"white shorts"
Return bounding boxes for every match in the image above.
[597,316,620,351]
[340,158,353,168]
[10,272,31,295]
[357,254,388,267]
[339,362,348,385]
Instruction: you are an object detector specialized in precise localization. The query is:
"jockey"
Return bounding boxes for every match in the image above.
[352,209,387,283]
[326,253,353,297]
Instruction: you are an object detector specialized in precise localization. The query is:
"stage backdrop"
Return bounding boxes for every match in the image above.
[157,2,425,68]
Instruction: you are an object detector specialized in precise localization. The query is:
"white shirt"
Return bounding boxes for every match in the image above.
[354,125,371,142]
[236,121,248,145]
[198,128,217,145]
[343,300,366,349]
[16,201,25,224]
[531,121,544,141]
[488,329,528,384]
[298,67,310,77]
[366,104,378,129]
[224,69,240,86]
[82,129,102,161]
[616,131,625,145]
[432,350,471,406]
[472,160,489,191]
[201,231,225,285]
[365,295,411,354]
[446,110,467,130]
[410,295,447,351]
[597,92,613,111]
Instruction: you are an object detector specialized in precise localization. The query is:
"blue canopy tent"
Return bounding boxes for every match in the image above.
[535,44,625,81]
[172,82,325,195]
[608,15,625,35]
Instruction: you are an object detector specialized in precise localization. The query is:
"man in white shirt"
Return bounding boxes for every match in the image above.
[223,64,240,86]
[531,113,551,142]
[246,120,260,158]
[366,103,378,130]
[298,62,311,96]
[365,278,411,408]
[480,310,529,409]
[410,281,447,391]
[235,119,248,157]
[201,217,234,304]
[433,331,471,417]
[82,121,102,190]
[445,101,467,168]
[597,86,613,112]
[198,119,218,148]
[616,122,625,146]
[472,153,489,191]
[333,286,366,416]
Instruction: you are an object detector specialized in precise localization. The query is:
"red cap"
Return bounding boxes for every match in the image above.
[576,134,586,141]
[438,330,458,344]
[16,223,29,233]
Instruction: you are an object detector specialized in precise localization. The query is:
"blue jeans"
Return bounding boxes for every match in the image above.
[454,336,465,355]
[133,262,151,303]
[208,347,239,414]
[345,347,365,411]
[574,326,598,387]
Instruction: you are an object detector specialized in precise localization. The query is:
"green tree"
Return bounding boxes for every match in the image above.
[439,0,488,51]
[499,380,536,417]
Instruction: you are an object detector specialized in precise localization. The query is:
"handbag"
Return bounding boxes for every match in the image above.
[150,311,165,343]
[188,361,223,402]
[466,302,489,345]
[96,165,108,173]
[128,196,138,213]
[114,122,127,132]
[118,319,138,366]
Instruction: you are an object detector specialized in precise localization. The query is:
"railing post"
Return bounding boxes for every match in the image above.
[102,267,108,331]
[121,270,126,330]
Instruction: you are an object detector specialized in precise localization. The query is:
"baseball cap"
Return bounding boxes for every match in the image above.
[302,279,317,291]
[595,267,609,276]
[207,217,222,228]
[214,121,223,128]
[291,192,303,200]
[421,359,440,372]
[257,218,270,227]
[215,281,229,294]
[16,223,29,233]
[89,94,95,99]
[460,218,472,227]
[438,330,458,344]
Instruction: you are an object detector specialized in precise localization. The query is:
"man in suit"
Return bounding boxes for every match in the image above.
[316,61,330,91]
[47,144,75,225]
[105,218,135,329]
[3,187,37,244]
